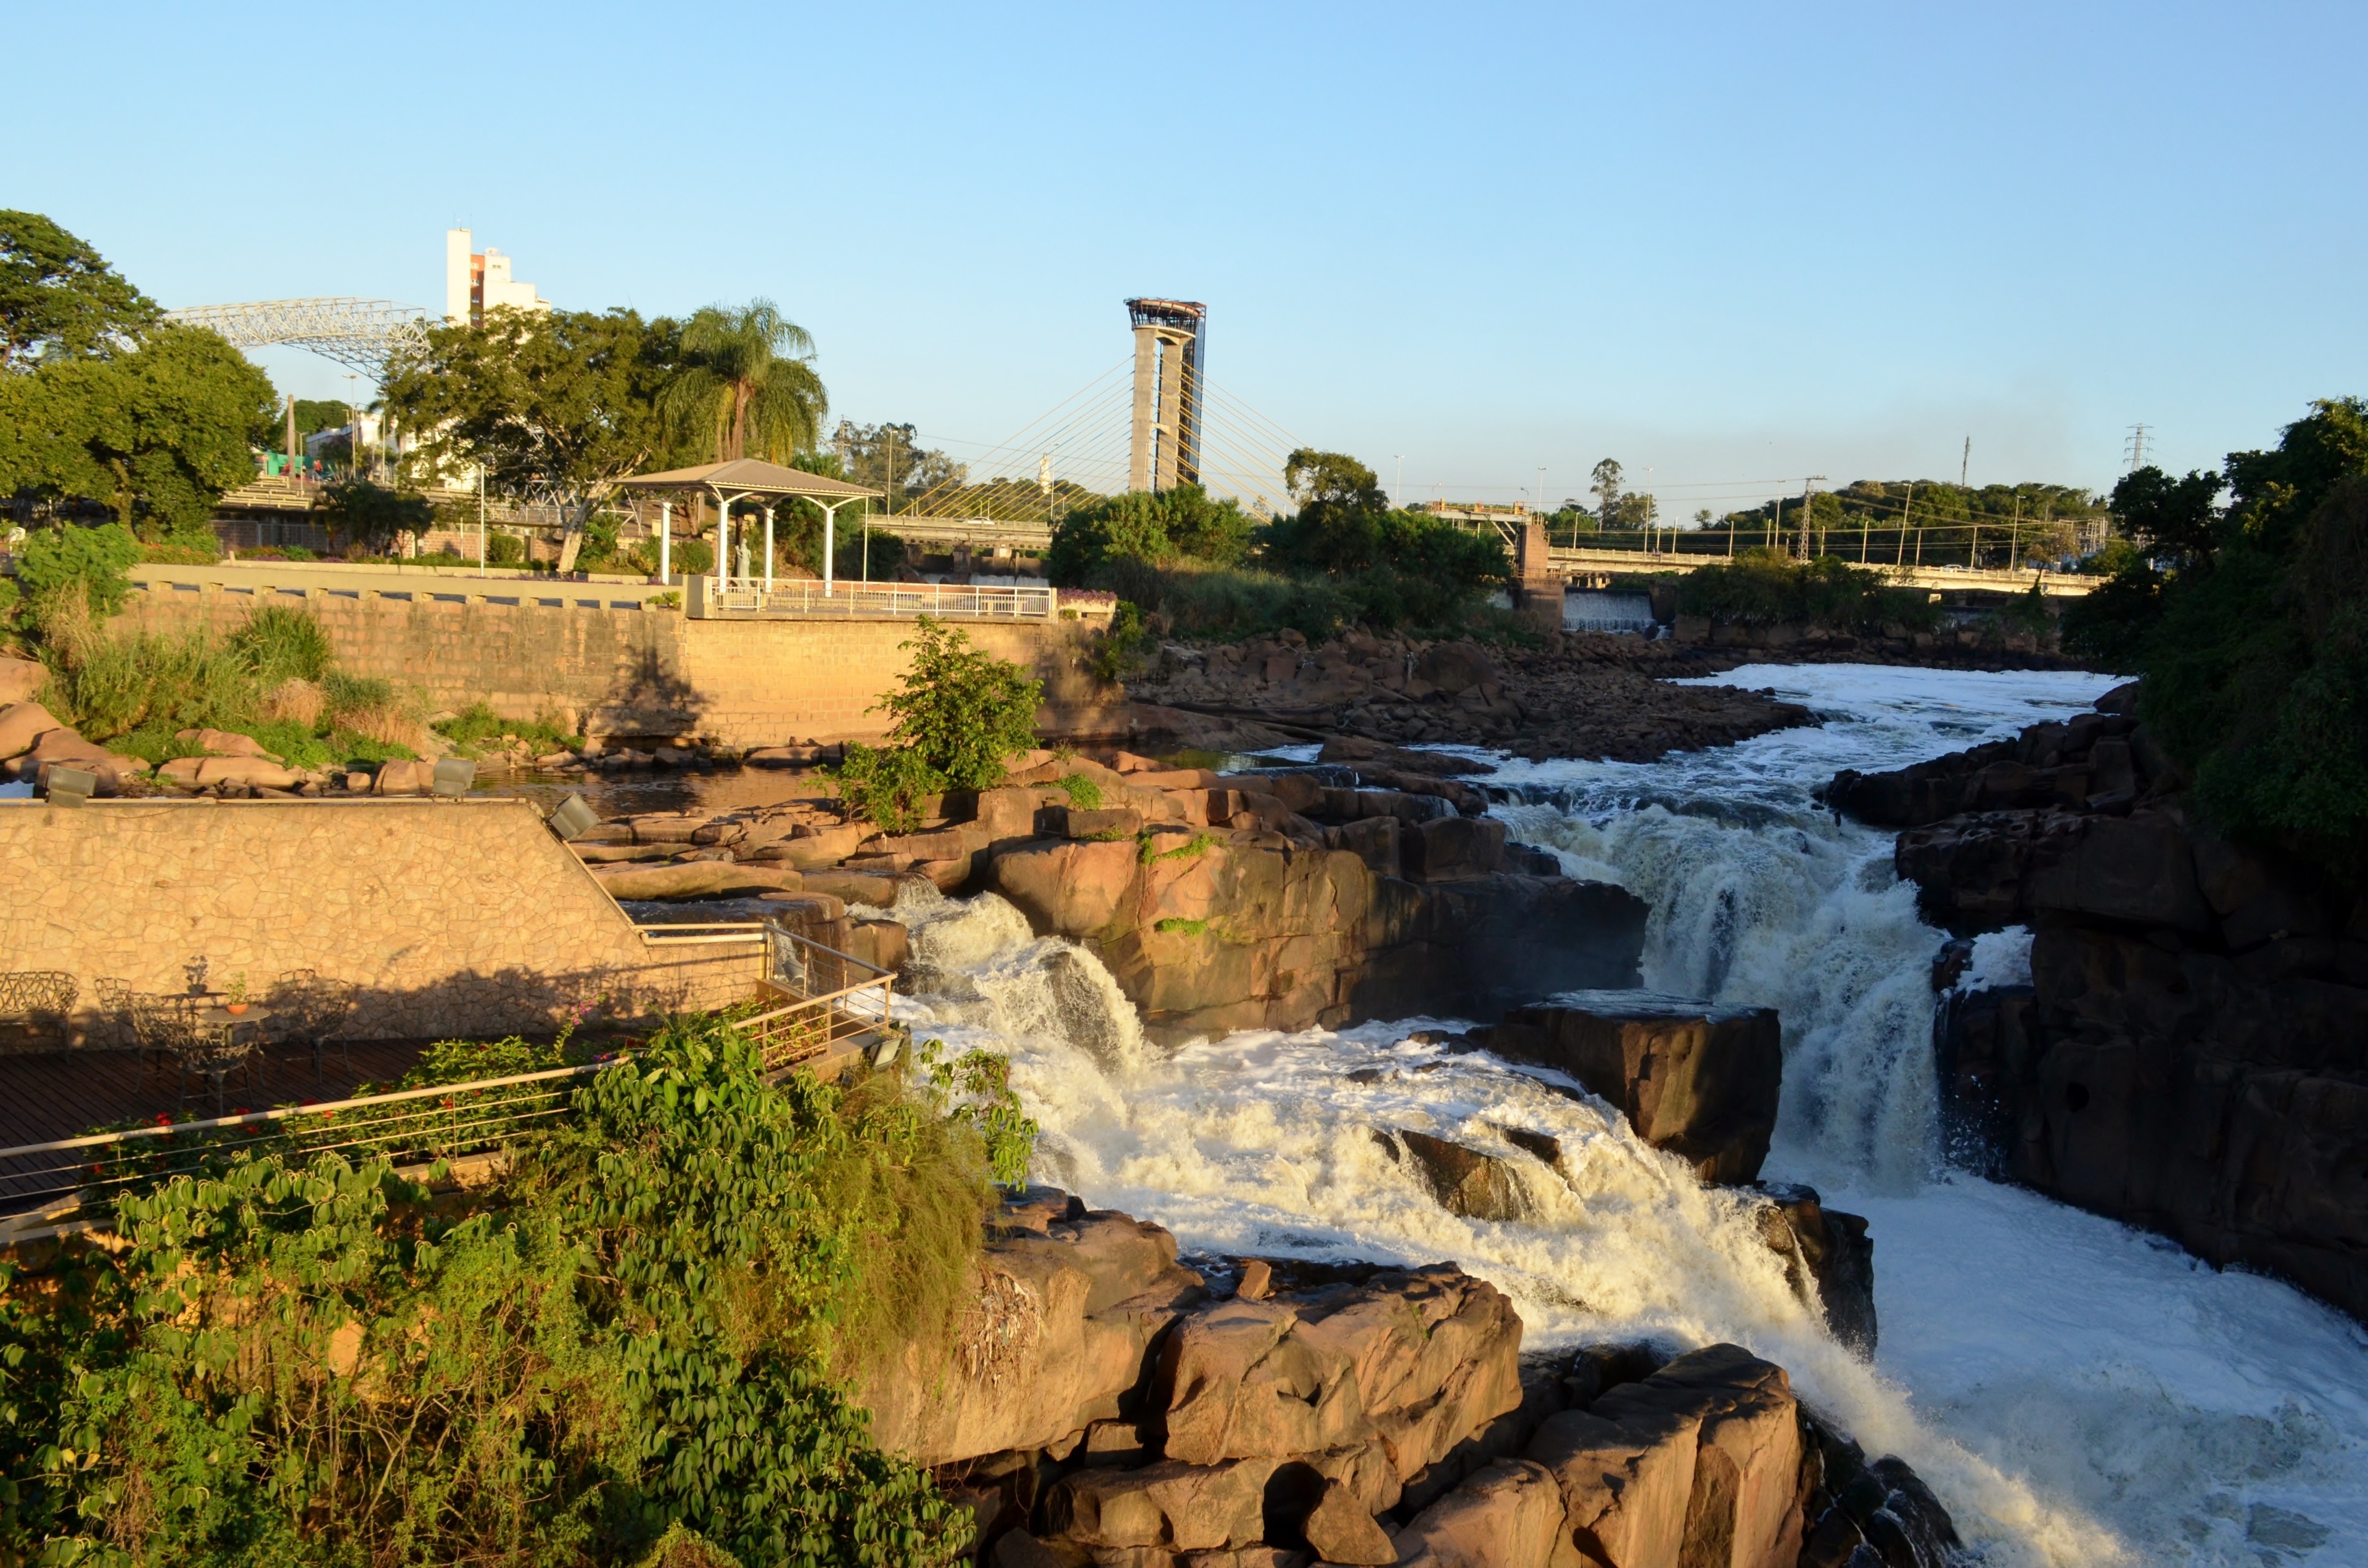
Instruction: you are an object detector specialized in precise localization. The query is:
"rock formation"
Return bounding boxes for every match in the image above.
[900,1190,1957,1567]
[1829,683,2368,1321]
[1487,993,1785,1185]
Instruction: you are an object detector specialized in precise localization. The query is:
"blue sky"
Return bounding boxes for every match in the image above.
[10,2,2359,515]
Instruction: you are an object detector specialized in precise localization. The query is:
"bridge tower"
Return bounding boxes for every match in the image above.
[1125,298,1206,492]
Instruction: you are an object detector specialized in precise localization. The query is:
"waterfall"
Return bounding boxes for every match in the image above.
[882,665,2368,1568]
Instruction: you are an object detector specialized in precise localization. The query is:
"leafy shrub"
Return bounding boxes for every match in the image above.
[485,530,526,566]
[1087,599,1153,681]
[14,520,142,616]
[1046,485,1256,584]
[1673,549,1942,633]
[0,1013,991,1566]
[836,741,943,835]
[319,478,434,552]
[1054,773,1104,810]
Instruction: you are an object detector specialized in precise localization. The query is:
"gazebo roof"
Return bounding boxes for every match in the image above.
[615,458,881,500]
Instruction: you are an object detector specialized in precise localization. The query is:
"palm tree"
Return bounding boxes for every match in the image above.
[660,300,827,464]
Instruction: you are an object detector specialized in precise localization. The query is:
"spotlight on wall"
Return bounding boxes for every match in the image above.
[44,765,97,807]
[431,758,477,798]
[546,793,599,841]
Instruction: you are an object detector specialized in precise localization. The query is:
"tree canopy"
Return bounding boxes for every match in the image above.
[385,306,683,570]
[659,300,827,464]
[1,218,273,546]
[1045,484,1256,583]
[2063,397,2368,882]
[0,210,157,367]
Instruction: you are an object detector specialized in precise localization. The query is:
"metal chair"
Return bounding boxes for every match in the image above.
[0,969,78,1049]
[269,969,357,1085]
[128,993,260,1115]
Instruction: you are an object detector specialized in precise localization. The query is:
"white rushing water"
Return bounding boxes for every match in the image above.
[871,663,2368,1566]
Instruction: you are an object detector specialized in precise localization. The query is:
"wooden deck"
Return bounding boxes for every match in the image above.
[0,1041,428,1151]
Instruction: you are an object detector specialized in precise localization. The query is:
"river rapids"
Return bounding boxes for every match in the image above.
[870,663,2368,1567]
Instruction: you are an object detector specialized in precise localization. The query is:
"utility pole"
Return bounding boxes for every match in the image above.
[1798,476,1824,558]
[2009,494,2021,570]
[1897,482,1912,567]
[1960,435,1970,488]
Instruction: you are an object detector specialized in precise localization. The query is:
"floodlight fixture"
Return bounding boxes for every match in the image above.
[546,793,600,841]
[44,766,97,807]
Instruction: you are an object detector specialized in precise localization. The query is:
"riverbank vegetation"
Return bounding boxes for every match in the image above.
[1047,448,1513,642]
[2063,396,2368,880]
[835,617,1043,832]
[1671,549,1947,633]
[0,1012,1023,1565]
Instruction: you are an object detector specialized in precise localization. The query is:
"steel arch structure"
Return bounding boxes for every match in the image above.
[164,297,430,380]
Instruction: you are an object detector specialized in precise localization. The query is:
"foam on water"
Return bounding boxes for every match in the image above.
[882,663,2368,1566]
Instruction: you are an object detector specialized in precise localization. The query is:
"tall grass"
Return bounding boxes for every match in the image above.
[34,597,427,766]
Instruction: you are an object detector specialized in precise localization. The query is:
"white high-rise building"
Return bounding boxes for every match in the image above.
[444,229,550,325]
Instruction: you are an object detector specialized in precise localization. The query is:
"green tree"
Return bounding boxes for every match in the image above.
[0,210,157,367]
[1273,448,1391,574]
[387,306,679,572]
[660,299,828,464]
[1591,458,1625,528]
[1045,484,1256,584]
[2060,398,2368,881]
[318,478,434,554]
[837,618,1043,829]
[11,519,141,616]
[0,322,273,544]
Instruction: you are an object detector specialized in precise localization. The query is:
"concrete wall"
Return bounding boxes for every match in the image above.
[115,585,1124,746]
[0,797,763,1043]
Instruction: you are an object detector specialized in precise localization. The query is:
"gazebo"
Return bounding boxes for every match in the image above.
[614,458,884,595]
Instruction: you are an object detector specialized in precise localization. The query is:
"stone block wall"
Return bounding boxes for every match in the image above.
[115,586,1122,746]
[0,797,763,1043]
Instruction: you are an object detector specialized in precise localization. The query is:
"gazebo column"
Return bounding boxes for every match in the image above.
[762,506,775,593]
[712,495,728,589]
[658,501,671,584]
[822,502,839,596]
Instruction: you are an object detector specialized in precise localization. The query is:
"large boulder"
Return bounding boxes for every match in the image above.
[1391,1130,1534,1222]
[863,1209,1205,1464]
[0,657,45,705]
[1491,992,1783,1183]
[1754,1184,1877,1355]
[1527,1344,1809,1568]
[0,700,60,759]
[1156,1264,1525,1495]
[1390,1458,1571,1568]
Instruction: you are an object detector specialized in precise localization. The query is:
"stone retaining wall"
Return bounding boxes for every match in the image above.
[116,586,1122,746]
[0,797,762,1043]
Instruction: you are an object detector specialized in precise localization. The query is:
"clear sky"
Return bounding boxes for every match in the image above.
[9,1,2360,515]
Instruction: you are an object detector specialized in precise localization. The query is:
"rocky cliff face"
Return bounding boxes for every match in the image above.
[881,1192,1956,1568]
[1828,684,2368,1320]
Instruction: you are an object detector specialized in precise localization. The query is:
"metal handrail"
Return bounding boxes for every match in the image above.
[704,578,1056,620]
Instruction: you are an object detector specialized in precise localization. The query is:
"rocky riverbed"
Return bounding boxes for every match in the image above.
[887,1189,1954,1568]
[1825,680,2368,1322]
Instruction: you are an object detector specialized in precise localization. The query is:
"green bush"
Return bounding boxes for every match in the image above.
[836,740,944,835]
[1046,485,1256,584]
[0,1013,995,1566]
[14,521,142,616]
[1673,549,1942,633]
[485,531,526,566]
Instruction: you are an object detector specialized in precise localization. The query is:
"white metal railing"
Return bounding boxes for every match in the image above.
[698,577,1056,620]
